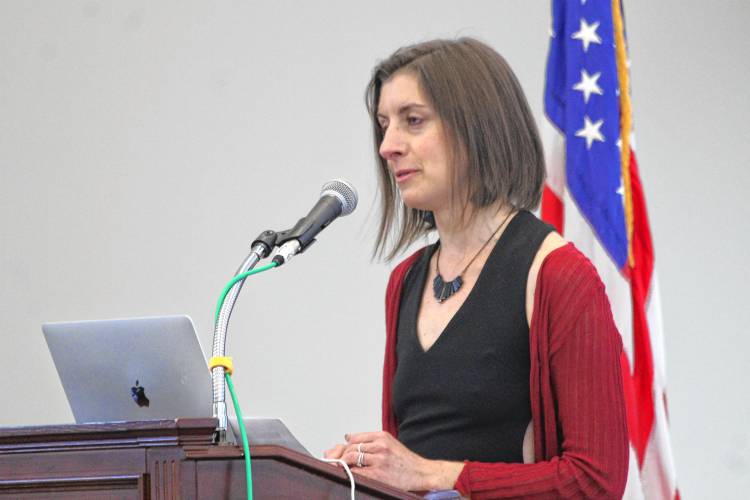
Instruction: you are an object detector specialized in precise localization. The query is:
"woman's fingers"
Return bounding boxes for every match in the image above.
[326,445,368,465]
[342,449,359,466]
[323,443,346,459]
[345,430,390,444]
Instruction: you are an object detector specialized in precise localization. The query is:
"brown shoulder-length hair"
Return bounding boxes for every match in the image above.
[366,37,545,261]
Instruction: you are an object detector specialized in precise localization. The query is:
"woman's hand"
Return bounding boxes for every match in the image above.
[323,431,464,492]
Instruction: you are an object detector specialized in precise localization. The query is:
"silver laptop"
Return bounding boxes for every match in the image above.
[43,315,212,423]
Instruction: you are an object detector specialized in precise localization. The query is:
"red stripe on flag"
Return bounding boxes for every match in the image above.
[622,149,656,466]
[541,184,564,233]
[620,352,639,451]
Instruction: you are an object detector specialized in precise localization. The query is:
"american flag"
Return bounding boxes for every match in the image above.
[542,1,679,498]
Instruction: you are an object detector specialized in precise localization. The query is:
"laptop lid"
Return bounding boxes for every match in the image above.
[43,315,212,424]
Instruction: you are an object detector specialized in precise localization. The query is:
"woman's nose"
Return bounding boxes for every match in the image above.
[379,126,406,160]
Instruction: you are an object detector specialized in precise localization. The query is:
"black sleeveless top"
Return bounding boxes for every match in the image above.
[392,211,553,463]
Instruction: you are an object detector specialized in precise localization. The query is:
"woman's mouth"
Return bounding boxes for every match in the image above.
[395,169,418,183]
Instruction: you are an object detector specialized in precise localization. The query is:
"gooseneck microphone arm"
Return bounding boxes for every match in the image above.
[211,230,276,442]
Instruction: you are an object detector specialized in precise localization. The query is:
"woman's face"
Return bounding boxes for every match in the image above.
[377,72,456,213]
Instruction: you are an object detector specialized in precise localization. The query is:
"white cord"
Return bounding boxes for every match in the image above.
[320,458,356,500]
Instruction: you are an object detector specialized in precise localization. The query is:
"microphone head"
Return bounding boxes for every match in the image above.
[320,179,358,216]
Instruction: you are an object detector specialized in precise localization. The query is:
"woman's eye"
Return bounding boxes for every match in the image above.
[407,115,424,126]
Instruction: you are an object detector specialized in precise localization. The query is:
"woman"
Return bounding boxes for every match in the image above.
[325,38,628,499]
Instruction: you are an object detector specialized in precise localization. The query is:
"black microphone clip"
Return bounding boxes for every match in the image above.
[268,179,358,267]
[274,194,342,252]
[250,230,279,259]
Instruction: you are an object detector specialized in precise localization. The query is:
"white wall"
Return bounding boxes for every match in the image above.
[1,1,747,497]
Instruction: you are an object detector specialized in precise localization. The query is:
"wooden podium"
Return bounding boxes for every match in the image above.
[0,418,421,499]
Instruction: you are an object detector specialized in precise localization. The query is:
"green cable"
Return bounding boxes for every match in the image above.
[226,372,253,500]
[213,260,278,500]
[214,262,278,324]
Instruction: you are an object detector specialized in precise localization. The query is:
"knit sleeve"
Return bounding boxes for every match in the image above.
[453,245,629,499]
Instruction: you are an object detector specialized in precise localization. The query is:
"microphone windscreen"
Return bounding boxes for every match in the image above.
[320,179,358,216]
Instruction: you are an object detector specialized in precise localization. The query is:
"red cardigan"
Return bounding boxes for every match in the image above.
[382,243,628,499]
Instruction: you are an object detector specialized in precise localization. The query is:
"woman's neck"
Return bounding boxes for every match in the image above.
[432,202,515,262]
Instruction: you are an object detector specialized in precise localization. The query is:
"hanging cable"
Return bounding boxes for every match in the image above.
[320,458,357,500]
[226,372,253,500]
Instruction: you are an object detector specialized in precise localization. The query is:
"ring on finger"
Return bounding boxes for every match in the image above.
[356,450,365,467]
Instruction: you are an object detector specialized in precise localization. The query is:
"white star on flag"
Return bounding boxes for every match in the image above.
[575,115,605,149]
[573,69,603,103]
[571,19,602,52]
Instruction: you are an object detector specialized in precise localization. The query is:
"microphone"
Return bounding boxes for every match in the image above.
[271,179,358,266]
